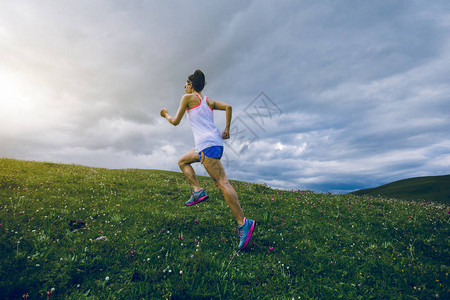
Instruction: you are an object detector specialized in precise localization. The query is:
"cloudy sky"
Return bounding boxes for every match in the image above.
[1,1,449,193]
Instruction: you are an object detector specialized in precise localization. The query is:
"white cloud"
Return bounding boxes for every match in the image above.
[1,0,449,193]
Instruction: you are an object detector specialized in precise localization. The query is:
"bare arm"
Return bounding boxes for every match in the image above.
[211,100,232,139]
[160,95,189,126]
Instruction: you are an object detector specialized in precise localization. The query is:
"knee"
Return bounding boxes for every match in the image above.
[178,157,186,169]
[212,178,219,188]
[216,179,230,191]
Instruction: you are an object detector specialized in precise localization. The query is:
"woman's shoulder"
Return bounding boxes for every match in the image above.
[206,97,215,109]
[182,93,201,110]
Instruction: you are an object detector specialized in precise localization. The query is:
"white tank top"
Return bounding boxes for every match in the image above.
[187,93,223,153]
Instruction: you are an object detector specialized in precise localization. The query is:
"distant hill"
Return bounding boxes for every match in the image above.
[350,174,450,205]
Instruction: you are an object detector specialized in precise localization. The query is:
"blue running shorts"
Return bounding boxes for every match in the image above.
[198,146,224,164]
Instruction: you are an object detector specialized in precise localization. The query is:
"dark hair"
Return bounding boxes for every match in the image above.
[188,70,206,92]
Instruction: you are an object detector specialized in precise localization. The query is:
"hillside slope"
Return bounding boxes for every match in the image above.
[350,175,450,204]
[1,158,449,299]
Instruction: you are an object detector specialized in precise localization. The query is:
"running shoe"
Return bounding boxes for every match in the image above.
[237,217,256,250]
[185,189,209,206]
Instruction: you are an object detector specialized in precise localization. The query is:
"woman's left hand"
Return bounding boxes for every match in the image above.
[222,128,230,139]
[160,108,168,118]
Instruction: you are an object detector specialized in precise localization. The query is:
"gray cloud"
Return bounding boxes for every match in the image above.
[1,0,449,193]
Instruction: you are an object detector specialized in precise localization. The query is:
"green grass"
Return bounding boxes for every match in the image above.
[350,175,450,205]
[1,158,449,299]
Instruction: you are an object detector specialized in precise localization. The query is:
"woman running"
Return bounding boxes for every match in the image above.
[160,69,255,250]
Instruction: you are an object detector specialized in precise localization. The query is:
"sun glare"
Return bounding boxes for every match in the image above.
[0,70,43,130]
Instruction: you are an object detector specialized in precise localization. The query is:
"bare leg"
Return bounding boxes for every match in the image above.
[202,156,245,226]
[178,149,201,191]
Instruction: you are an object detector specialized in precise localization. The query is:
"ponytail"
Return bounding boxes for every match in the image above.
[188,69,206,92]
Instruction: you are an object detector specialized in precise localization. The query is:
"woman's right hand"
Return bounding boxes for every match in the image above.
[160,108,168,118]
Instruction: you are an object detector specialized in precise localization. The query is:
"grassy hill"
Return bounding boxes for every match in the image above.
[1,158,449,299]
[350,175,450,205]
